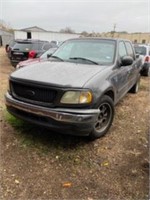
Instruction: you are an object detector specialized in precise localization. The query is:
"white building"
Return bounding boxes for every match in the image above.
[14,26,80,42]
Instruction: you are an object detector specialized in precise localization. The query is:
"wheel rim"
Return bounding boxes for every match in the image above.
[94,102,112,133]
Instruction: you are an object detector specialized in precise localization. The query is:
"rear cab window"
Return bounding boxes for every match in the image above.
[12,42,32,51]
[12,41,49,51]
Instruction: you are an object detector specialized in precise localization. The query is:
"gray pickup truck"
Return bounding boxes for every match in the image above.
[5,38,142,139]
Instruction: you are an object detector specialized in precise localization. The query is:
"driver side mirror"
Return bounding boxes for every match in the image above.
[121,56,133,66]
[47,53,52,58]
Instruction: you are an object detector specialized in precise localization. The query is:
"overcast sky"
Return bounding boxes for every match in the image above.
[1,0,150,33]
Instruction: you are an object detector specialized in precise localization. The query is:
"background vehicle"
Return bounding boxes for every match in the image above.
[5,40,16,53]
[10,39,57,67]
[5,39,22,59]
[16,47,57,69]
[134,44,150,76]
[5,38,141,140]
[50,40,63,46]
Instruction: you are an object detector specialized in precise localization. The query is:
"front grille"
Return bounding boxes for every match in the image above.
[11,81,57,104]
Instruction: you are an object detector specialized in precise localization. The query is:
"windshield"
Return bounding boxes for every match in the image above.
[52,39,116,65]
[134,46,147,55]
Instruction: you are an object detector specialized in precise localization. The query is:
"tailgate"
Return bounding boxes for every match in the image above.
[11,51,29,61]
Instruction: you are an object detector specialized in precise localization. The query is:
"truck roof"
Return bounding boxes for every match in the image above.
[66,37,132,43]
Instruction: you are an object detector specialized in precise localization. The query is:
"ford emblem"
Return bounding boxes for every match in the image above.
[26,90,35,97]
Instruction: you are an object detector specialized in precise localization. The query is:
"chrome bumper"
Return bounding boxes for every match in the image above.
[5,92,99,124]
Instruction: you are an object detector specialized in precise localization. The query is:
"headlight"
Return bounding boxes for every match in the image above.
[60,91,92,104]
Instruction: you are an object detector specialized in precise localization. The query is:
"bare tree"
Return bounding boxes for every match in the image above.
[59,27,75,34]
[0,19,13,33]
[81,31,89,36]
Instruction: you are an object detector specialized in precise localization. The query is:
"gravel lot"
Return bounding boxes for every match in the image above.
[0,47,149,200]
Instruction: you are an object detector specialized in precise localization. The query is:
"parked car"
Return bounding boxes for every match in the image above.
[10,39,56,67]
[5,40,16,53]
[5,39,22,59]
[134,44,150,76]
[5,38,141,140]
[50,40,63,46]
[16,47,57,69]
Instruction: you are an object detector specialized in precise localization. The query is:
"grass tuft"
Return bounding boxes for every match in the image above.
[4,111,90,157]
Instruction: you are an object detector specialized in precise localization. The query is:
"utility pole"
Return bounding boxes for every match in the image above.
[111,23,116,38]
[113,23,116,32]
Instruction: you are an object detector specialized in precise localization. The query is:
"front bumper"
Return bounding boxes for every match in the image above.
[5,92,99,136]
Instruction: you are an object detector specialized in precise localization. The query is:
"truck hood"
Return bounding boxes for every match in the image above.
[11,61,106,88]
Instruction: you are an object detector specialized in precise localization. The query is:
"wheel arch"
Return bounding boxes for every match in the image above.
[94,88,115,109]
[104,89,115,101]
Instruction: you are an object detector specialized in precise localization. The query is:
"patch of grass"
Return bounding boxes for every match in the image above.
[5,111,27,130]
[139,82,149,91]
[4,111,41,147]
[4,111,90,156]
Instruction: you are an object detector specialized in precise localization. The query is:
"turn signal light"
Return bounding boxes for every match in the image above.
[145,56,149,62]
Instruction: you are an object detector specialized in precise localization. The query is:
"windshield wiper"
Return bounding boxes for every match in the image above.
[50,55,64,61]
[69,57,99,65]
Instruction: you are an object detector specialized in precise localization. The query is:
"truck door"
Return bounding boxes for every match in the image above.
[112,41,131,101]
[124,41,139,88]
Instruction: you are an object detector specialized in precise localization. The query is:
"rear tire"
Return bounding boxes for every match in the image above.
[89,95,114,140]
[141,67,150,77]
[144,67,150,77]
[129,77,140,93]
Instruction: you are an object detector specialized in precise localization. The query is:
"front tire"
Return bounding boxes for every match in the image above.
[89,95,114,140]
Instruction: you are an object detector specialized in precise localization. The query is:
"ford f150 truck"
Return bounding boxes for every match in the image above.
[5,38,142,139]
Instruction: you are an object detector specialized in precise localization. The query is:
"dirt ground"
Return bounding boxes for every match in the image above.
[0,47,149,200]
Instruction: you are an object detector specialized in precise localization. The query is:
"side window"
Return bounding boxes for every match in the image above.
[119,42,127,58]
[125,42,135,59]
